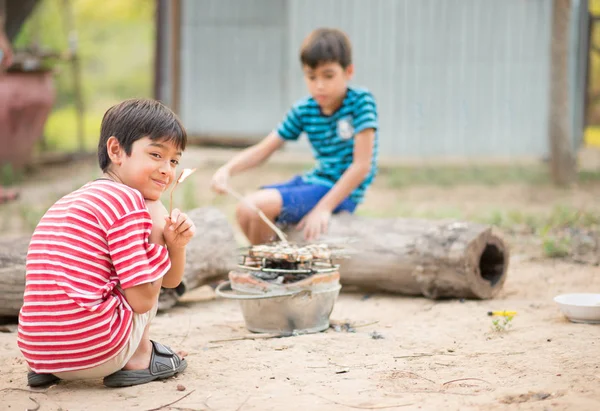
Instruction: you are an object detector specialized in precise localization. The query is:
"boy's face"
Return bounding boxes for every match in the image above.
[303,62,354,113]
[107,136,181,201]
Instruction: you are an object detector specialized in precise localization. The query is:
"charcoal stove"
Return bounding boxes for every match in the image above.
[237,243,340,284]
[215,242,342,334]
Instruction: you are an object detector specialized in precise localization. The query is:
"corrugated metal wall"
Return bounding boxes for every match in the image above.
[175,0,583,158]
[179,0,287,136]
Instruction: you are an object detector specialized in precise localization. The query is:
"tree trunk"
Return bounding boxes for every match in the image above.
[0,236,30,318]
[4,0,40,41]
[0,207,238,317]
[549,0,577,186]
[0,209,511,315]
[284,214,509,300]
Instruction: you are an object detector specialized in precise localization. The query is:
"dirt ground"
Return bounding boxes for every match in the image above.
[1,147,600,411]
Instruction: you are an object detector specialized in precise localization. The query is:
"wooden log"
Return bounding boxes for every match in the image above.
[0,236,30,317]
[284,214,509,300]
[0,207,238,317]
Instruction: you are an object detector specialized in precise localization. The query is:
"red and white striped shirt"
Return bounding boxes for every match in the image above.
[17,180,171,373]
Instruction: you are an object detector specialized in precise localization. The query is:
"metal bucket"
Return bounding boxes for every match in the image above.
[215,280,341,334]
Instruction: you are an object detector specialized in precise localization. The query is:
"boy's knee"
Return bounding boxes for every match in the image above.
[235,191,281,225]
[235,201,257,224]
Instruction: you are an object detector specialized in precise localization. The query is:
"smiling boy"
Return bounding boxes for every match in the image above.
[211,28,379,243]
[18,99,195,388]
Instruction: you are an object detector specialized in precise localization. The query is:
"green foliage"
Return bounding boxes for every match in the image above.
[542,236,571,259]
[14,0,154,142]
[1,164,24,186]
[491,315,514,332]
[42,106,104,151]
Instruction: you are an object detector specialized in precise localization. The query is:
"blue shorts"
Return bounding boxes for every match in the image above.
[262,175,357,225]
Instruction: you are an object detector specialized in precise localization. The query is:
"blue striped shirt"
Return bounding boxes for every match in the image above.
[276,87,379,204]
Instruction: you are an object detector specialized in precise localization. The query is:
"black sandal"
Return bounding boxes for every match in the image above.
[103,340,187,388]
[27,371,60,387]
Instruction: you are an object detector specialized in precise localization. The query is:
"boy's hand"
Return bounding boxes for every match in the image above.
[163,209,196,249]
[211,167,230,194]
[297,208,332,241]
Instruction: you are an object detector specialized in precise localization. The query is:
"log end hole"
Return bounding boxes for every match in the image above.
[479,244,505,286]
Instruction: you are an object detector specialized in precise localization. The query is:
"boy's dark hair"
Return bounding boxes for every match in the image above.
[300,28,352,69]
[98,98,187,171]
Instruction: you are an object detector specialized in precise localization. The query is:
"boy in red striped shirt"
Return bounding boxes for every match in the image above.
[18,99,196,388]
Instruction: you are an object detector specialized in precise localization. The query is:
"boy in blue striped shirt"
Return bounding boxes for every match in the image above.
[211,28,378,243]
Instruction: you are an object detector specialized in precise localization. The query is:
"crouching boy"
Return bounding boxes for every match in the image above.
[18,99,195,388]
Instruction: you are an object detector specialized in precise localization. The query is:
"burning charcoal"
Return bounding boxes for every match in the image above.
[239,242,339,284]
[254,271,279,281]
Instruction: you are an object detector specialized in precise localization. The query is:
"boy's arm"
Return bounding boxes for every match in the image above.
[145,200,192,288]
[122,280,163,314]
[121,200,166,314]
[146,200,167,246]
[297,128,375,241]
[212,132,285,193]
[122,203,195,313]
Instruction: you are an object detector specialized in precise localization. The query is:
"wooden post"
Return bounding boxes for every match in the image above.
[549,0,577,185]
[62,0,86,153]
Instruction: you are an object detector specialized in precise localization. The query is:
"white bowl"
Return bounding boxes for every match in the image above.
[554,293,600,324]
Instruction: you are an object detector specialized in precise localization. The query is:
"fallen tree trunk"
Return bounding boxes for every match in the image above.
[0,236,30,318]
[284,214,509,299]
[0,210,510,315]
[0,207,238,317]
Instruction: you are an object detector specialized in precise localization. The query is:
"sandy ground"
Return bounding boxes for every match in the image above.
[1,147,600,410]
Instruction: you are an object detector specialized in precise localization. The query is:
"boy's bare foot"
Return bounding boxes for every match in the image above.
[122,338,153,370]
[103,340,187,387]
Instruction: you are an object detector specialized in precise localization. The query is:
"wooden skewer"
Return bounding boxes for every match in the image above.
[224,186,288,243]
[169,179,179,215]
[169,168,197,215]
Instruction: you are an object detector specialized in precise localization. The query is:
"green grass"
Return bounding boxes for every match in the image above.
[356,206,465,220]
[1,164,25,186]
[383,164,600,188]
[358,200,599,260]
[542,236,572,258]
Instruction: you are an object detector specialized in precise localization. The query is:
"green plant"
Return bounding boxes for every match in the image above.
[1,164,24,186]
[491,315,515,332]
[542,235,571,258]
